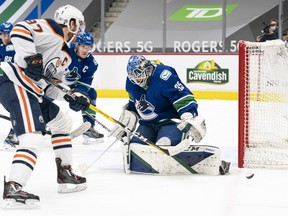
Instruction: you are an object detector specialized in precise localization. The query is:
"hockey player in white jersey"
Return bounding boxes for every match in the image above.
[0,5,88,209]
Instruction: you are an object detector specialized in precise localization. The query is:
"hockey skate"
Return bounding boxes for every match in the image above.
[2,176,40,209]
[219,160,231,175]
[56,158,87,193]
[82,126,104,144]
[3,128,19,150]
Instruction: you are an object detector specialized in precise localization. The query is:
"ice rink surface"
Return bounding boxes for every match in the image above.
[0,98,288,216]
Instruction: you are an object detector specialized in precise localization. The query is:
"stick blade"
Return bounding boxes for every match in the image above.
[70,122,91,139]
[78,163,89,174]
[163,139,190,156]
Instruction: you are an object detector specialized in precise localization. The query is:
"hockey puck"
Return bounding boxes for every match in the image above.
[245,172,254,179]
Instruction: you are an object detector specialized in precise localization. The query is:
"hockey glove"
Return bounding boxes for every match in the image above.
[69,92,90,112]
[108,110,138,140]
[24,54,44,81]
[177,112,206,143]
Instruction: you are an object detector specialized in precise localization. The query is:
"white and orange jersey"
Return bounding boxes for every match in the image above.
[11,19,68,68]
[1,18,72,100]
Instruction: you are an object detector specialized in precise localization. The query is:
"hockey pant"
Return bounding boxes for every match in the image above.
[0,76,73,186]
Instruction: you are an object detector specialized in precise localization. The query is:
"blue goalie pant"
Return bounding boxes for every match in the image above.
[122,143,222,175]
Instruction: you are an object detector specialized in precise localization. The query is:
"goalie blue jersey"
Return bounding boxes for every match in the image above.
[66,43,98,86]
[126,64,198,123]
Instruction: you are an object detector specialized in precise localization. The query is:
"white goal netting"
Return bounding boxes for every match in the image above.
[238,39,288,168]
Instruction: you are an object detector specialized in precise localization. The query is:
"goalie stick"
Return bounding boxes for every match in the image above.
[0,113,91,139]
[42,76,186,156]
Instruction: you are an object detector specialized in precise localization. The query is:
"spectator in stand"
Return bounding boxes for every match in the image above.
[256,19,279,42]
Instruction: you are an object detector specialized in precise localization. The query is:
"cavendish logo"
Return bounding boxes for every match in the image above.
[187,60,229,84]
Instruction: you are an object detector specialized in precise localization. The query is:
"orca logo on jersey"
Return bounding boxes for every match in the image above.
[43,57,61,79]
[65,67,81,82]
[135,94,158,120]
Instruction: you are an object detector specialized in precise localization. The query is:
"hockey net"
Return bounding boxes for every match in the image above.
[238,39,288,168]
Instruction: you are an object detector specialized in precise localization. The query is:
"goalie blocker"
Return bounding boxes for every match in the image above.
[122,142,230,175]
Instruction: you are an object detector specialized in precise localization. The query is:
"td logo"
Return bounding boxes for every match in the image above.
[168,4,238,21]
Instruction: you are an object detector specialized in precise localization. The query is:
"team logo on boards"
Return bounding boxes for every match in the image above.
[168,4,238,21]
[187,60,229,84]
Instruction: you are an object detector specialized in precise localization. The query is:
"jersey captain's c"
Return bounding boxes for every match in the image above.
[66,43,98,86]
[6,18,72,94]
[10,19,70,72]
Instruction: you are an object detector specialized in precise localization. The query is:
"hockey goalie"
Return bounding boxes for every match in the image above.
[109,55,230,175]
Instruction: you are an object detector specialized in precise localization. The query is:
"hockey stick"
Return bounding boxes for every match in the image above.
[70,122,91,139]
[0,113,11,121]
[42,76,172,156]
[84,111,111,133]
[0,113,91,139]
[78,138,119,173]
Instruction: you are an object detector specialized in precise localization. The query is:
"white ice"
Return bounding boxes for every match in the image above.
[0,99,288,216]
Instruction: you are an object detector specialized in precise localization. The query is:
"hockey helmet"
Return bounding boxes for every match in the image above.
[0,22,13,34]
[54,5,85,34]
[76,32,94,46]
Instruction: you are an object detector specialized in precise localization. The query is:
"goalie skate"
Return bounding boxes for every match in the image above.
[2,177,40,209]
[82,126,104,144]
[56,158,87,193]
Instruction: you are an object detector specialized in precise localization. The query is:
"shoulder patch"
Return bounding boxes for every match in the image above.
[160,69,172,81]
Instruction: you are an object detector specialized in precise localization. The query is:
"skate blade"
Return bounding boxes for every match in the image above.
[1,144,17,152]
[58,183,87,193]
[2,198,40,209]
[82,138,104,145]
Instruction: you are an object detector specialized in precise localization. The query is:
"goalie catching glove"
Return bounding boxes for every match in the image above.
[108,109,138,140]
[177,112,206,143]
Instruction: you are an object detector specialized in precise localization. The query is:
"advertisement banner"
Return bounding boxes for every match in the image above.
[92,54,238,99]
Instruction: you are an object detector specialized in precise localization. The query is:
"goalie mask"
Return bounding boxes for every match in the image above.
[54,5,85,34]
[127,55,155,88]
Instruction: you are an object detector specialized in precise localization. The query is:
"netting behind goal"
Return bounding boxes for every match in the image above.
[238,40,288,168]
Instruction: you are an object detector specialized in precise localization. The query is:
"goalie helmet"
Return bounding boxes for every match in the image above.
[54,5,85,34]
[127,55,155,88]
[0,22,13,34]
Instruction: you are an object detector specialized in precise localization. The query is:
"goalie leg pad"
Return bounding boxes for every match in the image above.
[121,141,131,174]
[127,143,222,175]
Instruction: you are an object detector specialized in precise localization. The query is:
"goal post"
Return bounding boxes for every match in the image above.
[238,39,288,168]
